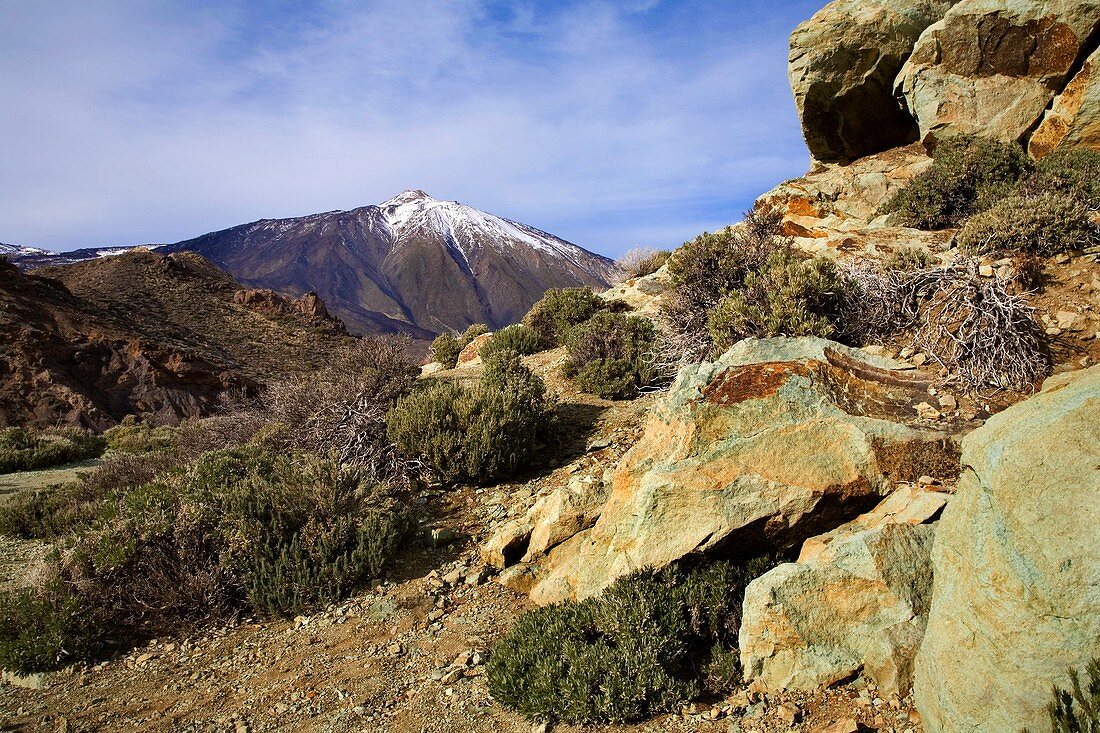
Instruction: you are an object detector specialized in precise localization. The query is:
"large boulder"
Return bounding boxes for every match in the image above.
[528,337,959,605]
[913,366,1100,733]
[789,0,958,163]
[896,0,1100,147]
[739,484,948,698]
[1030,45,1100,158]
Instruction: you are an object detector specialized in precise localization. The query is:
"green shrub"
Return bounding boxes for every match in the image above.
[886,247,934,271]
[479,324,544,361]
[430,332,463,369]
[523,288,604,348]
[0,427,106,474]
[1028,148,1100,209]
[387,352,554,484]
[461,323,490,344]
[563,312,657,399]
[957,194,1100,257]
[883,136,1032,229]
[707,251,848,353]
[487,556,777,725]
[661,203,788,362]
[104,416,177,455]
[0,443,412,672]
[1024,660,1100,733]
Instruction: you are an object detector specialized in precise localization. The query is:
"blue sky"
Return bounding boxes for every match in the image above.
[0,0,822,257]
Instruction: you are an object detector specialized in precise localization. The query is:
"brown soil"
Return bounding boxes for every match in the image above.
[0,354,921,733]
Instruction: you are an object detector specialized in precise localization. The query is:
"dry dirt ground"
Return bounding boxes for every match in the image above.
[0,351,921,733]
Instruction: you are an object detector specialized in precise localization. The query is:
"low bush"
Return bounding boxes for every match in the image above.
[479,324,544,361]
[0,427,106,474]
[460,323,490,344]
[1024,659,1100,733]
[617,247,672,280]
[883,136,1032,229]
[886,247,934,271]
[957,194,1100,257]
[707,251,849,353]
[1027,148,1100,209]
[387,352,554,484]
[523,288,605,348]
[0,443,412,672]
[487,556,778,725]
[563,312,658,399]
[430,332,463,369]
[660,203,788,363]
[104,416,177,455]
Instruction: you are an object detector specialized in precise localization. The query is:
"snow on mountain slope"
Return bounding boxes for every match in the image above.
[168,191,616,338]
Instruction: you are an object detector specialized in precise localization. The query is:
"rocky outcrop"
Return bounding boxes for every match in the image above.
[896,0,1100,147]
[528,337,960,605]
[789,0,958,162]
[233,288,343,327]
[756,144,952,261]
[739,484,949,699]
[1030,45,1100,158]
[482,473,608,569]
[456,333,494,367]
[913,366,1100,733]
[599,266,670,315]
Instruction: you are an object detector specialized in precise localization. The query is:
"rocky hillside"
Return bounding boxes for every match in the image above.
[2,2,1100,733]
[165,190,616,338]
[0,250,353,429]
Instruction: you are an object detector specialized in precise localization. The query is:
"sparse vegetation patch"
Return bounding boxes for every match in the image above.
[0,427,106,475]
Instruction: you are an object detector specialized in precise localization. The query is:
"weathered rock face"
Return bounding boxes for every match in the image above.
[1030,45,1100,158]
[914,366,1100,733]
[528,337,959,605]
[756,144,952,262]
[481,473,608,570]
[896,0,1100,146]
[789,0,958,162]
[456,332,494,367]
[740,484,948,698]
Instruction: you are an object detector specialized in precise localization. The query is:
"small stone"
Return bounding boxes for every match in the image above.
[862,345,885,356]
[532,723,549,733]
[937,394,957,411]
[465,566,492,586]
[916,402,941,420]
[427,609,444,622]
[816,719,860,733]
[979,264,994,277]
[471,651,487,666]
[775,702,801,724]
[442,568,464,586]
[1056,310,1085,332]
[386,643,404,656]
[440,668,464,684]
[911,352,928,366]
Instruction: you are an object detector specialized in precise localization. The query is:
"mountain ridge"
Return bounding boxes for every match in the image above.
[164,190,616,338]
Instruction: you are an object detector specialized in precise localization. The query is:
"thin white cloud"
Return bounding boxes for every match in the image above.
[0,0,813,256]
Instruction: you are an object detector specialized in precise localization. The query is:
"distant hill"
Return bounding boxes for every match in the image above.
[0,250,353,429]
[165,190,617,337]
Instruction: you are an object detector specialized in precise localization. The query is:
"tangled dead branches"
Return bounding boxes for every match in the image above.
[844,259,1050,391]
[263,336,419,484]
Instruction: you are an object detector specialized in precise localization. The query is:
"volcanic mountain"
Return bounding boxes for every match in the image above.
[165,190,617,337]
[0,250,353,429]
